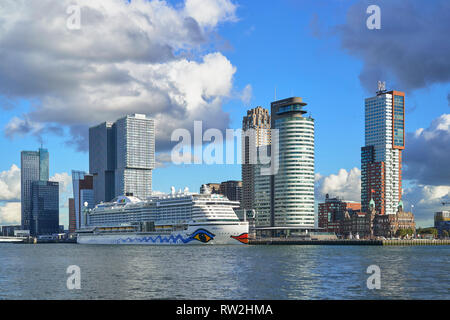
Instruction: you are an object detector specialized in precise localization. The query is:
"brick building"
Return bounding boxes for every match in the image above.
[318,195,361,235]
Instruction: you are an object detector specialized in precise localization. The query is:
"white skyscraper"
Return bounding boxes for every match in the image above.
[115,114,155,200]
[362,83,405,215]
[254,97,315,236]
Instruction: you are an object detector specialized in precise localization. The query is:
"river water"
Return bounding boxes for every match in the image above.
[0,244,448,299]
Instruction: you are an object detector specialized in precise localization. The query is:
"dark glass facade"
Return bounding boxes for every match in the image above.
[393,94,405,148]
[20,148,49,231]
[31,181,59,236]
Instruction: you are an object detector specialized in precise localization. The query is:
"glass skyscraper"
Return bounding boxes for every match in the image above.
[254,97,315,235]
[361,85,405,215]
[20,148,49,231]
[31,181,59,236]
[89,122,116,205]
[89,114,155,204]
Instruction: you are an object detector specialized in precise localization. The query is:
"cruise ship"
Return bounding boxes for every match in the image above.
[76,186,249,245]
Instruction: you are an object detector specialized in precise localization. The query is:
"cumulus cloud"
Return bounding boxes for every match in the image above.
[403,114,450,185]
[334,0,450,92]
[315,168,361,202]
[0,202,21,225]
[50,172,73,209]
[240,84,253,106]
[402,184,450,227]
[0,0,238,151]
[184,0,237,28]
[0,165,21,201]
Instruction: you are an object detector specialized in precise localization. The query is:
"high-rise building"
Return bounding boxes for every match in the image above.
[220,180,242,203]
[361,83,405,215]
[68,198,76,233]
[20,148,49,231]
[115,114,155,200]
[241,106,271,210]
[31,180,59,236]
[254,97,315,235]
[71,171,94,229]
[89,114,155,204]
[89,122,116,205]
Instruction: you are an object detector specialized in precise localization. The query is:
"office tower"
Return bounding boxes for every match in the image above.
[89,122,116,205]
[361,83,405,215]
[114,114,155,200]
[219,180,242,203]
[255,97,315,235]
[31,181,59,236]
[241,106,271,210]
[71,171,94,229]
[89,114,155,204]
[20,148,49,231]
[68,198,76,233]
[318,194,361,235]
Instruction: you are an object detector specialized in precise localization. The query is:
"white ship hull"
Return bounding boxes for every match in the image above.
[77,222,249,245]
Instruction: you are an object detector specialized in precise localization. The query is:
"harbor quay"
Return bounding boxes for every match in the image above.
[248,238,450,246]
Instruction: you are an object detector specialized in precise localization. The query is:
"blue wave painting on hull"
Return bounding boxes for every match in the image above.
[115,228,216,244]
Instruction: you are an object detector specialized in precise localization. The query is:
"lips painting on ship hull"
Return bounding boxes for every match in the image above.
[230,233,249,244]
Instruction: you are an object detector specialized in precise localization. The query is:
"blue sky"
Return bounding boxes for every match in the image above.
[0,0,449,227]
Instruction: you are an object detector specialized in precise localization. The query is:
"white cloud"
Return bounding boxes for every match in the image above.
[50,172,73,209]
[403,184,450,227]
[315,168,361,202]
[0,0,239,151]
[0,164,21,201]
[184,0,237,28]
[404,113,450,185]
[240,84,252,106]
[0,202,21,225]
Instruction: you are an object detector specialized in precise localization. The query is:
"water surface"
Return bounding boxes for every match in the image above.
[0,244,448,299]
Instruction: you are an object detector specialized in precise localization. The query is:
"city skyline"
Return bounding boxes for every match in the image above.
[0,0,449,229]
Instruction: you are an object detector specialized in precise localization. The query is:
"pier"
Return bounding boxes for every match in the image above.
[248,238,450,246]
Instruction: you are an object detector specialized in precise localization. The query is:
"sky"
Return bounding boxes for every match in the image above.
[0,0,449,228]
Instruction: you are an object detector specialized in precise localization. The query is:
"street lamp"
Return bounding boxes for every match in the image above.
[83,202,89,227]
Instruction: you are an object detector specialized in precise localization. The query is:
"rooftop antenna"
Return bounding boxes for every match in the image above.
[274,86,277,101]
[376,80,386,94]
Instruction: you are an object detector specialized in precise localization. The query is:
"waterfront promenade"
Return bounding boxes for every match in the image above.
[249,238,450,246]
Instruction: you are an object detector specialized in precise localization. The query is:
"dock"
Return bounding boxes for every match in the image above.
[248,238,450,246]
